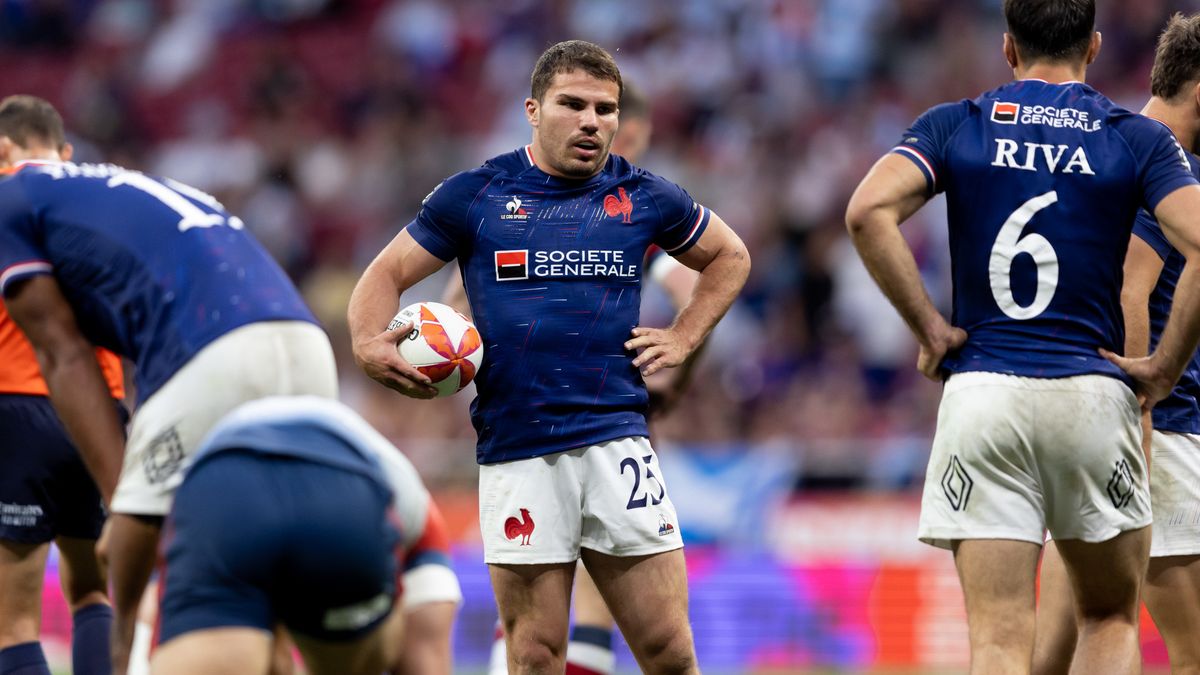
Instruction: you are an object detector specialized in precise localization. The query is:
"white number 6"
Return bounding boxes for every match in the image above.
[989,191,1059,320]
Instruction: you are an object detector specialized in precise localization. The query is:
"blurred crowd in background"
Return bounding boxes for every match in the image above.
[2,0,1196,496]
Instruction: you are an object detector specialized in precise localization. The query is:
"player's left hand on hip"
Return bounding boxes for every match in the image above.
[1100,348,1169,411]
[626,326,691,377]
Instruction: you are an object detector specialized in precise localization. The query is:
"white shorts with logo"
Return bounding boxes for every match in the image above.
[111,321,338,516]
[478,436,684,565]
[1150,430,1200,557]
[918,372,1149,549]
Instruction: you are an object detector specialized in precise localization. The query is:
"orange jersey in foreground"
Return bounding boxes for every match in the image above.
[0,301,124,398]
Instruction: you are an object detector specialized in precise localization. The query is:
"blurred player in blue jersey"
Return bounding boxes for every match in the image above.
[0,96,338,672]
[846,1,1200,672]
[349,40,749,675]
[150,396,435,675]
[445,83,702,675]
[1033,13,1200,674]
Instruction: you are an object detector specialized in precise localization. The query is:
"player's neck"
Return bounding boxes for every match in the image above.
[1014,62,1087,85]
[6,149,62,168]
[1142,97,1200,155]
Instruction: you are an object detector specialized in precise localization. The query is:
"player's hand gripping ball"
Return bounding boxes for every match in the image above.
[389,302,484,397]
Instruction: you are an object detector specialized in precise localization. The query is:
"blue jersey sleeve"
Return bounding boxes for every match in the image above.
[643,173,710,256]
[890,100,971,195]
[1115,115,1200,213]
[1132,209,1173,262]
[403,169,496,262]
[0,178,51,295]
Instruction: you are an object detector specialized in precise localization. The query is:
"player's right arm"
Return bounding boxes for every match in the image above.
[1110,184,1200,406]
[1120,221,1167,462]
[845,153,965,380]
[348,228,444,399]
[846,102,969,380]
[4,275,126,503]
[350,170,491,399]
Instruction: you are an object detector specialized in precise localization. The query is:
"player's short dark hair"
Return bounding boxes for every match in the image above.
[1151,13,1200,101]
[1003,0,1095,63]
[530,40,623,102]
[0,95,66,150]
[619,82,651,120]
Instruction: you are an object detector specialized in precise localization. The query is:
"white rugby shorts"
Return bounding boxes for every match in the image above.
[478,436,684,564]
[918,372,1149,548]
[1149,430,1200,557]
[111,321,338,516]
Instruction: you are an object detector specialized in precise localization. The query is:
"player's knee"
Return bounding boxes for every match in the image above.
[508,637,563,674]
[635,627,696,675]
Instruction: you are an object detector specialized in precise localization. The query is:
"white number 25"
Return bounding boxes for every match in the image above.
[988,190,1058,320]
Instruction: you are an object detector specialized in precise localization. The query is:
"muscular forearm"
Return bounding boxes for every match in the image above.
[104,514,161,675]
[669,246,749,352]
[38,341,126,503]
[348,263,403,355]
[847,214,944,344]
[1123,304,1151,359]
[1150,261,1200,384]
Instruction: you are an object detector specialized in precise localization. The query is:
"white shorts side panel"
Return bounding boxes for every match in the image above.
[1150,430,1200,558]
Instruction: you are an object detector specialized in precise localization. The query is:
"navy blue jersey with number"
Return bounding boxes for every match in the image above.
[0,161,317,404]
[1132,152,1200,434]
[892,80,1199,381]
[405,146,710,464]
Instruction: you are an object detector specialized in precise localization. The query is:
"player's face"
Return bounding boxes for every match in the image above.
[526,71,620,178]
[612,115,651,163]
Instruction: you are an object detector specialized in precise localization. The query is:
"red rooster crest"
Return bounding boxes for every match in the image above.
[603,187,633,223]
[504,508,534,546]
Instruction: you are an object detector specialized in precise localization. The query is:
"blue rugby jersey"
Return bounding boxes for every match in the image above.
[1132,152,1200,434]
[405,147,710,464]
[0,161,317,404]
[892,80,1198,382]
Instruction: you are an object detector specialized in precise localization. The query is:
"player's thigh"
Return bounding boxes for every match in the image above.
[150,627,272,675]
[952,539,1041,641]
[579,437,684,558]
[918,374,1045,549]
[573,560,615,627]
[1054,527,1149,619]
[1035,376,1147,543]
[1144,555,1200,666]
[489,562,575,646]
[115,321,337,517]
[580,547,693,661]
[396,600,457,675]
[0,540,50,646]
[1032,540,1077,675]
[291,607,402,675]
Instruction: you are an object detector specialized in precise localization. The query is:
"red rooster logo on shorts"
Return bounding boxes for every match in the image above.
[504,508,534,546]
[603,187,633,223]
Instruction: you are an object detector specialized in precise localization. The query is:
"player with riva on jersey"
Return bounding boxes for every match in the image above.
[349,40,749,675]
[846,0,1200,673]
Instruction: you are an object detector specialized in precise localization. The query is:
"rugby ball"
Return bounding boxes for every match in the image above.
[389,301,483,397]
